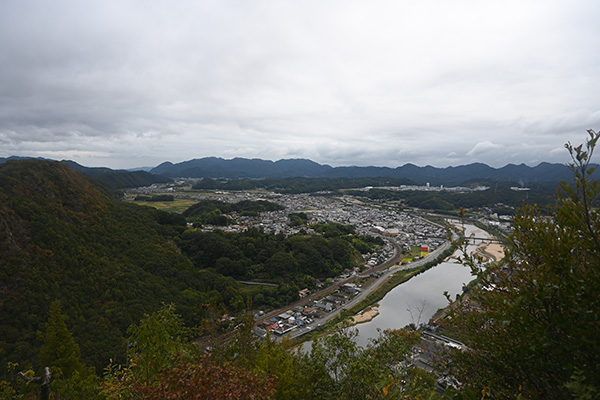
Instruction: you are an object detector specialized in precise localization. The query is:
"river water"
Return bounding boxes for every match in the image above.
[353,223,481,347]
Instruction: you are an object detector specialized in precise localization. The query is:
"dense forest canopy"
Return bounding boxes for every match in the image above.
[0,160,217,372]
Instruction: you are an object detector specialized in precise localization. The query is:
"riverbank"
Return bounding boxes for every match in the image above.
[290,244,456,345]
[290,267,422,345]
[292,223,504,350]
[471,229,505,262]
[429,228,506,327]
[351,306,380,325]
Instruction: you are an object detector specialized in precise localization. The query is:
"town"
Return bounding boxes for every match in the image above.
[128,182,469,339]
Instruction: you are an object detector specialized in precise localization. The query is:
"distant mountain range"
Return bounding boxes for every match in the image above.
[1,155,587,186]
[151,157,580,185]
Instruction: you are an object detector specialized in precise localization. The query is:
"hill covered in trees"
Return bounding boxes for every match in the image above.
[0,160,219,372]
[347,184,558,214]
[61,160,172,189]
[0,160,376,377]
[0,158,172,189]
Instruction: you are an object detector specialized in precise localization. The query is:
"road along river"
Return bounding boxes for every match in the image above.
[297,222,502,353]
[353,223,496,346]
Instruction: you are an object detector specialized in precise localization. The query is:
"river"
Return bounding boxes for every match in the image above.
[353,223,482,347]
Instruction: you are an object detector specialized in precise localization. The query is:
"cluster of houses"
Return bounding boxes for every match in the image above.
[311,286,357,313]
[255,283,362,337]
[130,184,449,259]
[363,247,392,267]
[256,306,319,337]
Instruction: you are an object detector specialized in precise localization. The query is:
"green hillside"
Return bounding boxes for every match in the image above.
[0,159,371,376]
[0,160,220,372]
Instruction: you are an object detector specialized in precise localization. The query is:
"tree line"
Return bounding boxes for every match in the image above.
[193,176,415,193]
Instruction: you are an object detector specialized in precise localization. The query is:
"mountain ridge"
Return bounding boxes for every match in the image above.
[149,157,580,185]
[2,155,587,185]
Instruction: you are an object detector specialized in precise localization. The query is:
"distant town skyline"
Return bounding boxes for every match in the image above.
[1,1,599,170]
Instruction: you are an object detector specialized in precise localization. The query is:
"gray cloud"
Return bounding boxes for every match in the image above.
[1,0,599,169]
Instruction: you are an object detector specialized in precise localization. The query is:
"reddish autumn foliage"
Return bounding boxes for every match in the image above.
[133,355,277,400]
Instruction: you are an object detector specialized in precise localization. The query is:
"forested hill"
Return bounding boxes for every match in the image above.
[0,159,371,378]
[61,160,172,189]
[0,160,224,373]
[0,158,172,189]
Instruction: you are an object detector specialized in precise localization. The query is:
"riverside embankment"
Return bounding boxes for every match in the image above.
[354,223,503,346]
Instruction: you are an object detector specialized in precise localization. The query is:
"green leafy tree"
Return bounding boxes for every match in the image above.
[264,251,299,277]
[103,307,276,400]
[289,213,308,227]
[38,301,84,379]
[447,130,600,399]
[302,325,427,400]
[37,300,103,399]
[125,303,188,385]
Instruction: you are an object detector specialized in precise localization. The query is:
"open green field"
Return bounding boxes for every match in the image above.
[127,198,198,213]
[125,188,237,213]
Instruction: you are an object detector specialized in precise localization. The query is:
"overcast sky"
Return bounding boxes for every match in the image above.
[1,1,599,169]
